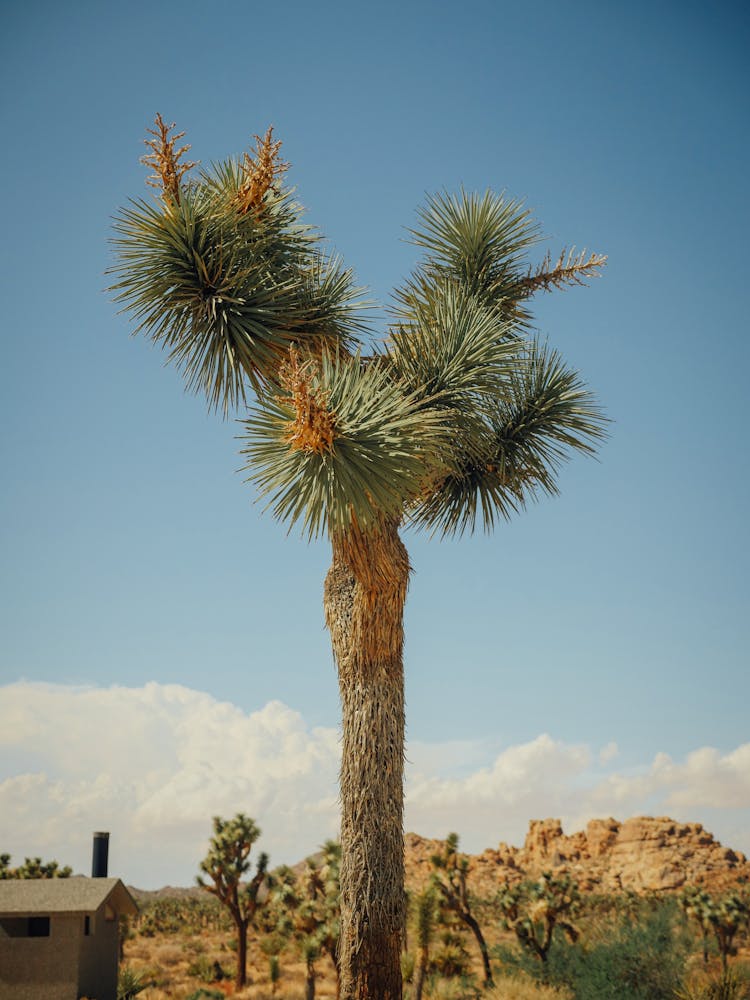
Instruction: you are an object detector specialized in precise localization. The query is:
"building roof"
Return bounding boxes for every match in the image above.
[0,877,138,916]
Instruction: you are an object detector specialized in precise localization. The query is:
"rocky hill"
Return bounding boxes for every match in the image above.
[405,816,750,896]
[130,817,749,901]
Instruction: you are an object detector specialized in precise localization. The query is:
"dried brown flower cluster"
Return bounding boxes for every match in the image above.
[521,249,608,295]
[234,126,290,215]
[281,351,337,456]
[141,114,197,204]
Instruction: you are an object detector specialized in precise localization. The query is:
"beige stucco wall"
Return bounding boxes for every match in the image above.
[77,908,119,1000]
[0,913,79,1000]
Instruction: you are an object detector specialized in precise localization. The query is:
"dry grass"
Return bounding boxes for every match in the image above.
[151,942,184,967]
[122,888,532,999]
[123,924,340,999]
[124,937,152,961]
[484,976,574,1000]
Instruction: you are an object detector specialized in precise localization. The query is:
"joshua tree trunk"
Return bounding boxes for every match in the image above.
[414,951,428,1000]
[463,911,494,986]
[235,916,248,989]
[305,958,316,1000]
[324,519,409,1000]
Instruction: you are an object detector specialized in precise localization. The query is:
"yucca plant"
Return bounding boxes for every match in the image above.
[110,118,606,999]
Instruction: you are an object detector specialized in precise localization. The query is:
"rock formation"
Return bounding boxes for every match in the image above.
[404,816,750,896]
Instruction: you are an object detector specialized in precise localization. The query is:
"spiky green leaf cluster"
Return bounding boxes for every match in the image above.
[395,189,541,320]
[113,129,607,541]
[387,282,518,410]
[242,351,449,538]
[385,189,608,536]
[409,340,607,535]
[110,161,367,411]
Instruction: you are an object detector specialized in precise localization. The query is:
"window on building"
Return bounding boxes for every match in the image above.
[0,916,51,937]
[28,916,51,937]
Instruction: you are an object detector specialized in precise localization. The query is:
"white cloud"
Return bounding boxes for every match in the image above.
[581,744,750,816]
[405,734,592,850]
[1,681,748,887]
[0,682,340,887]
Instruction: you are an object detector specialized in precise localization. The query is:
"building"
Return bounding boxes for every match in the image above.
[0,836,138,1000]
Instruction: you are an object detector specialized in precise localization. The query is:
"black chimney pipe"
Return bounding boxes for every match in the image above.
[92,832,109,878]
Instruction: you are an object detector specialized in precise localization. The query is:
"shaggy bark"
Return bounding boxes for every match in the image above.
[324,520,409,1000]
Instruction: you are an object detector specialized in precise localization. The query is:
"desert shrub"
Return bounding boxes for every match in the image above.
[401,950,415,983]
[186,990,224,1000]
[678,965,750,1000]
[183,937,207,955]
[431,940,472,978]
[187,954,229,983]
[135,896,229,936]
[424,973,480,999]
[497,898,689,1000]
[153,942,183,966]
[117,966,150,999]
[485,976,573,1000]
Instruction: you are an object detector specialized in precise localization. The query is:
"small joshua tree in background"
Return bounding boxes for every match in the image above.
[196,814,268,989]
[0,853,72,878]
[682,888,715,966]
[430,833,493,987]
[681,887,750,976]
[496,871,580,966]
[710,894,749,976]
[264,841,342,1000]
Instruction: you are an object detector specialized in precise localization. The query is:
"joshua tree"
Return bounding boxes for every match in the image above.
[681,888,750,975]
[196,813,268,989]
[430,833,493,986]
[0,853,72,878]
[681,887,714,965]
[111,117,606,999]
[496,871,580,965]
[264,841,342,1000]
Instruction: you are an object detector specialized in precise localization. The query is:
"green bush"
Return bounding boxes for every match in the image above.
[186,990,225,1000]
[425,973,481,1000]
[117,966,150,1000]
[187,954,229,983]
[401,950,415,983]
[497,899,690,1000]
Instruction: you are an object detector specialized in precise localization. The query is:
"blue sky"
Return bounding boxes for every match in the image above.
[1,0,748,886]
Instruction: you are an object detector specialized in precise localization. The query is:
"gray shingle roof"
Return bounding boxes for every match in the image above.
[0,877,138,916]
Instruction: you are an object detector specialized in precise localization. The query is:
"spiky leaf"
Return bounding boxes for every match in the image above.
[241,351,449,538]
